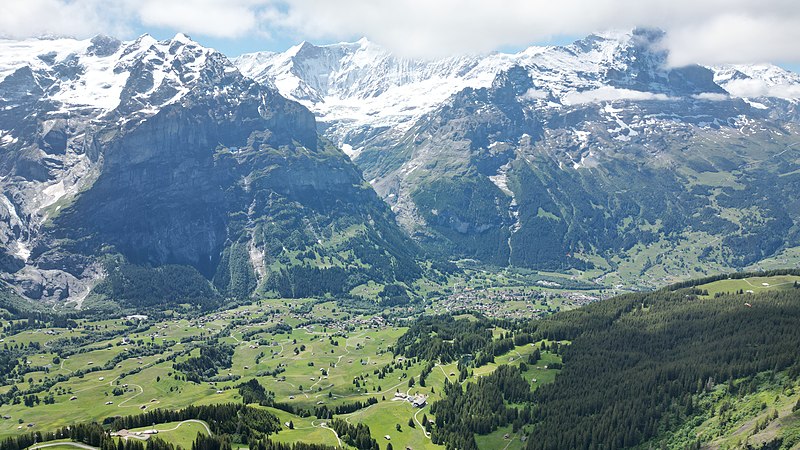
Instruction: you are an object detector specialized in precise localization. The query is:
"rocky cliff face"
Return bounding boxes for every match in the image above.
[0,34,418,305]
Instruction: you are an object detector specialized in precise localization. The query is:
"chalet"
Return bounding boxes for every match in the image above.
[411,394,427,408]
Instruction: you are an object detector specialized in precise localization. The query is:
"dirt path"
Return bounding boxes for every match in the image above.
[501,436,517,450]
[413,405,431,439]
[294,420,342,447]
[437,364,454,382]
[299,332,367,396]
[31,443,97,450]
[290,419,341,446]
[707,395,799,449]
[117,383,145,407]
[742,278,797,289]
[319,379,408,400]
[157,419,212,436]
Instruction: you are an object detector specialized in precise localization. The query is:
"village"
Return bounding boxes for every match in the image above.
[434,286,602,318]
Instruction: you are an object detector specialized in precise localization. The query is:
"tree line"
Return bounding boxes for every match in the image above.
[110,403,280,445]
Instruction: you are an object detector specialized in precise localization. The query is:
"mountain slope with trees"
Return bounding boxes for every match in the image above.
[422,276,800,450]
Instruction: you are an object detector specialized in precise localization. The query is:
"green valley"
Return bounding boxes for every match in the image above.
[1,272,799,450]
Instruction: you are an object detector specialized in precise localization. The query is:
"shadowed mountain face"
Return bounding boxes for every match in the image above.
[0,34,419,304]
[3,28,800,304]
[238,29,800,285]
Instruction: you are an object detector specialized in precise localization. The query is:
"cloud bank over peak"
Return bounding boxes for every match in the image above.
[1,0,799,68]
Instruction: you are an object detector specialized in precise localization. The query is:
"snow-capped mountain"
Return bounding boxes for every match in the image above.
[0,33,228,301]
[235,29,799,156]
[712,63,800,100]
[0,32,233,231]
[0,34,418,306]
[4,27,800,303]
[237,29,800,286]
[235,38,509,157]
[0,33,229,119]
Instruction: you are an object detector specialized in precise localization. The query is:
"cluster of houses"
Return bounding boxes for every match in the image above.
[111,429,159,440]
[437,290,547,319]
[436,286,602,318]
[562,292,600,307]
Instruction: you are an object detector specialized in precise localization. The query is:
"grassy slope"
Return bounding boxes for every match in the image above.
[695,275,800,298]
[124,421,210,449]
[664,373,800,450]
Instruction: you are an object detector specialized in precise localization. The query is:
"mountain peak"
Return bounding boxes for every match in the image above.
[172,32,194,44]
[88,34,121,57]
[286,40,318,57]
[132,33,158,49]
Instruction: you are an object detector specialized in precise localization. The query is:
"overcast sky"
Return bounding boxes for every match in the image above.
[3,0,800,71]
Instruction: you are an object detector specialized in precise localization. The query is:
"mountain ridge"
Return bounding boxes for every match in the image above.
[236,29,800,285]
[234,29,800,158]
[0,33,421,306]
[3,28,800,305]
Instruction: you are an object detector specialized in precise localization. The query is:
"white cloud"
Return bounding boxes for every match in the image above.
[136,0,268,39]
[562,87,671,105]
[665,13,800,66]
[1,0,130,39]
[262,0,800,65]
[723,79,800,99]
[519,88,548,101]
[691,93,729,101]
[2,0,800,67]
[0,0,270,40]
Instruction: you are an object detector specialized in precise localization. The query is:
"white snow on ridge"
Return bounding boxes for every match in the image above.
[713,64,800,87]
[236,32,800,152]
[712,64,800,100]
[0,33,221,115]
[0,37,129,112]
[235,38,520,144]
[0,33,234,300]
[0,38,88,81]
[0,194,23,232]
